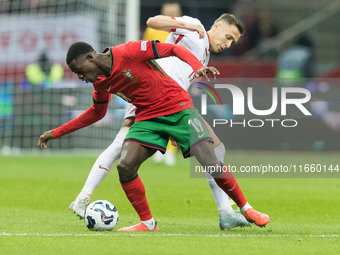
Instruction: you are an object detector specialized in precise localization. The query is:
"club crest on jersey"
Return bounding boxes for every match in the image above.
[123,69,138,83]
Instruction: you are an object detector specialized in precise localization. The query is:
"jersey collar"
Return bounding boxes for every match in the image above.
[103,47,114,75]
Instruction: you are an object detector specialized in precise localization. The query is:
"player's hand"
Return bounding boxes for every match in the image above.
[195,67,220,81]
[185,24,205,39]
[37,130,55,149]
[169,137,178,146]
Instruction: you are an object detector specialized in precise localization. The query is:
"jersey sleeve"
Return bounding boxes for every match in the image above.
[125,40,204,73]
[170,16,203,35]
[124,40,161,62]
[154,41,204,72]
[52,91,111,138]
[165,16,206,59]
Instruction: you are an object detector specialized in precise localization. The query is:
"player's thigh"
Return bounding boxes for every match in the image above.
[188,109,214,146]
[118,141,156,181]
[124,120,169,153]
[169,109,213,158]
[121,116,135,128]
[201,116,221,148]
[191,140,219,167]
[120,141,156,167]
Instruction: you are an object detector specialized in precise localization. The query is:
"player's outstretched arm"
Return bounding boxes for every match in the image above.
[37,93,110,149]
[195,67,220,82]
[38,130,55,149]
[155,42,219,81]
[146,15,205,39]
[155,42,206,74]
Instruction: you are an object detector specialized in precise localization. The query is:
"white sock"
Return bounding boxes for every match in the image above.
[206,171,233,216]
[141,218,156,230]
[79,128,128,198]
[240,202,253,215]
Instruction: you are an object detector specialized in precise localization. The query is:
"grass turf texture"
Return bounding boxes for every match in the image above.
[0,151,339,255]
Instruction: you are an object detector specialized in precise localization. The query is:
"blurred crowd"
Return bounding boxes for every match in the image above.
[1,0,318,65]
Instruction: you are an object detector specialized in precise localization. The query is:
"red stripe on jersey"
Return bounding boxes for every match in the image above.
[174,35,184,44]
[170,17,176,32]
[206,32,211,52]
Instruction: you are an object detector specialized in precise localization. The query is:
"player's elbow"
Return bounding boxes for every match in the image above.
[146,16,157,28]
[96,113,105,121]
[96,110,107,121]
[92,105,108,121]
[146,15,165,29]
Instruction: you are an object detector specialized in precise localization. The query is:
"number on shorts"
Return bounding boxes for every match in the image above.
[190,117,204,133]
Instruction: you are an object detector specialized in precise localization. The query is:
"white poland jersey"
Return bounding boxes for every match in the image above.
[124,16,210,119]
[157,15,210,91]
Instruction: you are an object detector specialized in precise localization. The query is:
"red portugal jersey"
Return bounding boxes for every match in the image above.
[94,40,198,121]
[52,40,204,138]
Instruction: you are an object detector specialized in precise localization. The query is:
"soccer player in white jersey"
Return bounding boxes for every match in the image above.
[69,13,253,230]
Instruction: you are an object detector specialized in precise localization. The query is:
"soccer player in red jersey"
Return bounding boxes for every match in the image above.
[69,13,251,231]
[38,40,269,231]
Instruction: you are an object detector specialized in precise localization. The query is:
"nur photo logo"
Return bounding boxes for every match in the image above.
[196,80,312,128]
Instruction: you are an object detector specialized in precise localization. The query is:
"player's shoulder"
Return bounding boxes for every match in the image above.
[115,41,144,54]
[175,15,202,26]
[122,40,153,49]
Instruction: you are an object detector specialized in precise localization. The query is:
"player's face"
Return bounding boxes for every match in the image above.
[68,54,98,83]
[209,22,241,53]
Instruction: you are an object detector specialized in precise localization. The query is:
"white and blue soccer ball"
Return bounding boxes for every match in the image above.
[84,200,119,231]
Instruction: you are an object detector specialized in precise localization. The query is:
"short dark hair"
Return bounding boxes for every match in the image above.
[214,13,244,35]
[66,41,94,65]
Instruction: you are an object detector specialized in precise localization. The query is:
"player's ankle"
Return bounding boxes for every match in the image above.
[218,204,233,217]
[141,218,156,230]
[79,189,92,200]
[240,202,252,215]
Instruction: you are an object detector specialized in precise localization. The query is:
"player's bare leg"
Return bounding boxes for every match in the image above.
[69,116,135,218]
[153,141,177,165]
[200,118,251,229]
[117,142,159,231]
[192,141,270,227]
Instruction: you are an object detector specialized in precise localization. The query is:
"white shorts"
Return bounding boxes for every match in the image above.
[123,103,137,119]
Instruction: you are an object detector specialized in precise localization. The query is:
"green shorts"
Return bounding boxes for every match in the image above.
[124,109,213,158]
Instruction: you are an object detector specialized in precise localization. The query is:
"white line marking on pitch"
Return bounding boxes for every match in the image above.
[1,232,339,238]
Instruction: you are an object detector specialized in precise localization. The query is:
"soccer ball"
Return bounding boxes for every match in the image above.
[84,200,119,231]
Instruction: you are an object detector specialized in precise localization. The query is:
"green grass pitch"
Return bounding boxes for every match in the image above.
[1,151,339,254]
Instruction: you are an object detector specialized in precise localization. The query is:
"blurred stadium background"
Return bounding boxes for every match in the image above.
[1,0,340,154]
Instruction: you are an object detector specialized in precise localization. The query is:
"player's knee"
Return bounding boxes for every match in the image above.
[117,158,137,182]
[202,157,220,168]
[193,144,220,167]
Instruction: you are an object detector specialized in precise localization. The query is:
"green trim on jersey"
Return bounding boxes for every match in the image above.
[149,60,168,77]
[151,40,160,58]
